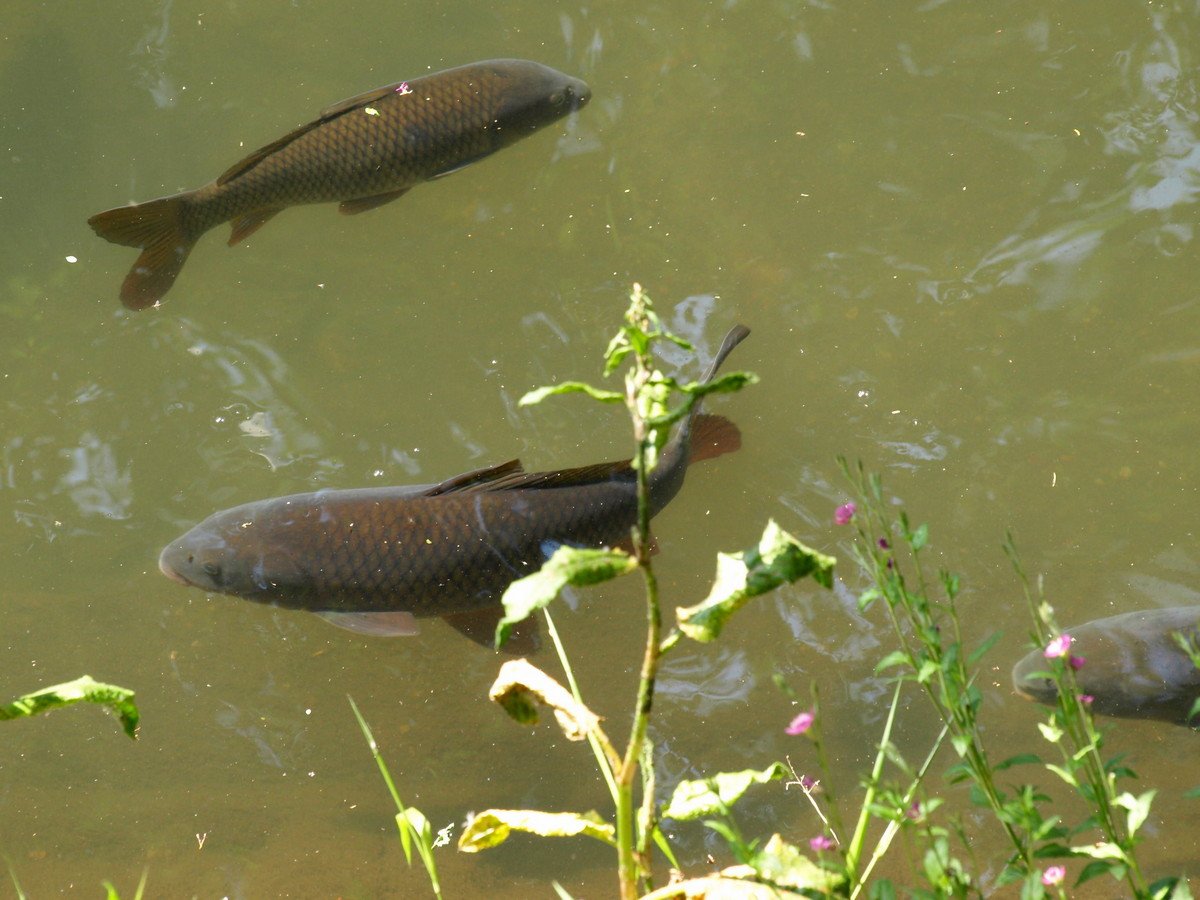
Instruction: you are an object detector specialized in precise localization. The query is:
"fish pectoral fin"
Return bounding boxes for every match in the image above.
[428,153,491,180]
[338,189,411,215]
[442,606,541,655]
[423,459,527,496]
[228,208,284,245]
[316,610,420,637]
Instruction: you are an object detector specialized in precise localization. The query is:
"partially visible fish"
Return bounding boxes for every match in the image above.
[158,325,750,649]
[1012,606,1200,727]
[89,59,591,308]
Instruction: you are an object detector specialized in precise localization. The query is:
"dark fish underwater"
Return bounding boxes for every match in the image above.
[159,325,750,650]
[88,59,590,308]
[1012,606,1200,727]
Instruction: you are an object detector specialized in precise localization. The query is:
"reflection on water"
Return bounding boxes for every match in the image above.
[954,2,1200,308]
[133,0,179,110]
[658,644,754,717]
[58,432,133,520]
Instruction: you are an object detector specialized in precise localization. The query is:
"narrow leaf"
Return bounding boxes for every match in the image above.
[497,546,635,647]
[676,521,835,643]
[519,381,623,407]
[458,809,615,852]
[994,753,1041,771]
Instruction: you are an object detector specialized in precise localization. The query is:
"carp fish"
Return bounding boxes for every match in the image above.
[89,59,590,308]
[1012,606,1200,727]
[159,325,750,649]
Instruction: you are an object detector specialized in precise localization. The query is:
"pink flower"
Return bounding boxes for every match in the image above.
[1042,865,1065,886]
[1069,655,1086,670]
[809,835,834,852]
[1078,694,1094,705]
[799,775,817,790]
[834,503,856,525]
[1043,634,1073,659]
[786,710,815,735]
[395,82,413,95]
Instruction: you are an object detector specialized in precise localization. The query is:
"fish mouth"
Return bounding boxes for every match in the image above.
[158,548,191,586]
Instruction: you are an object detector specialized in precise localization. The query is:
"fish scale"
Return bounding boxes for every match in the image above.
[88,59,590,307]
[158,326,751,643]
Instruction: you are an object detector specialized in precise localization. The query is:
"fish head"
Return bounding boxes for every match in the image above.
[1011,607,1200,727]
[486,60,591,143]
[158,521,239,594]
[158,504,308,605]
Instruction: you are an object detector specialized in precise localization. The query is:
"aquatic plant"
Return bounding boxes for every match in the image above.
[356,287,1191,899]
[445,285,833,899]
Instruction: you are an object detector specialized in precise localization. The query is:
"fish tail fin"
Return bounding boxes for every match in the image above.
[688,413,741,463]
[88,194,197,309]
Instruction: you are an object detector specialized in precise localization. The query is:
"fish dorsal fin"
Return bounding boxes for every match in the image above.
[217,82,408,186]
[497,459,635,490]
[319,82,408,119]
[423,457,634,497]
[422,459,527,496]
[218,121,319,185]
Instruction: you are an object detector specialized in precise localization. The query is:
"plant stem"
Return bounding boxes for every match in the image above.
[615,328,665,900]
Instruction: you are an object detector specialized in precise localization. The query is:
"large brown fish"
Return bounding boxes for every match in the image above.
[159,325,750,648]
[89,59,590,308]
[1012,606,1200,727]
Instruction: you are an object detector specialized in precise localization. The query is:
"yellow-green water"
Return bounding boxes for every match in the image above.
[2,1,1198,895]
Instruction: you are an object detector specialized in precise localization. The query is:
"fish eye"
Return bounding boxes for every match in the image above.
[202,561,221,579]
[550,90,566,107]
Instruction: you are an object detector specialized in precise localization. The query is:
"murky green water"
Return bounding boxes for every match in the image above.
[2,1,1198,895]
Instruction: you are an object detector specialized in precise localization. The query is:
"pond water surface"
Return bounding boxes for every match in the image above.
[2,1,1198,896]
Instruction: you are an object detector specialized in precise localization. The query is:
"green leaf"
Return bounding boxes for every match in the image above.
[1114,789,1156,838]
[458,809,615,852]
[676,521,835,643]
[488,659,602,741]
[661,763,788,821]
[673,370,759,402]
[1038,721,1064,744]
[1044,763,1077,787]
[1071,841,1125,861]
[398,807,433,849]
[749,833,845,892]
[1078,858,1123,885]
[497,546,635,647]
[858,586,882,611]
[1149,876,1194,900]
[875,649,911,673]
[994,753,1041,771]
[519,381,624,407]
[0,675,139,739]
[911,523,929,551]
[968,631,1002,666]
